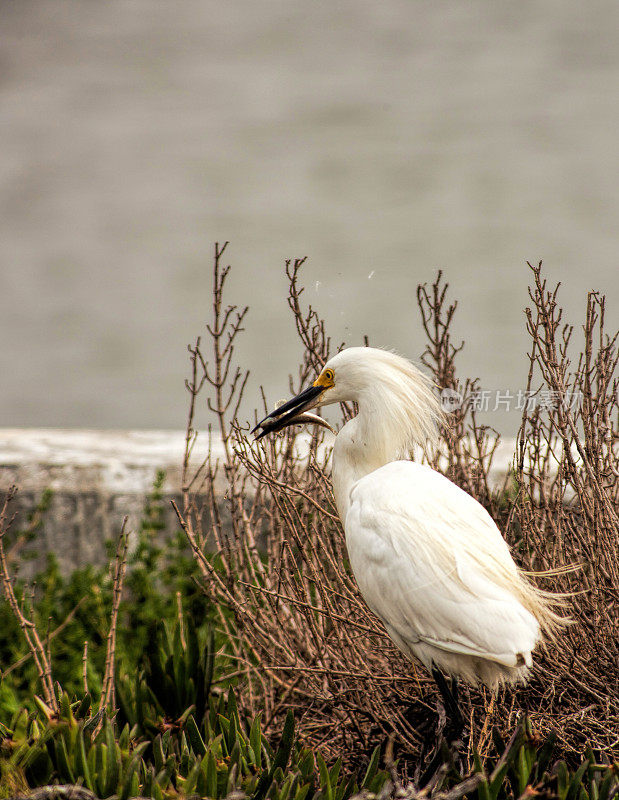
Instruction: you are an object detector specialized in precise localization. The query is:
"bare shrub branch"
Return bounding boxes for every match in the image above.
[2,598,86,680]
[0,487,58,714]
[97,516,129,728]
[507,262,619,753]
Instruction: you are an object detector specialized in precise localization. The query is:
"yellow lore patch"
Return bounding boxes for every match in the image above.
[313,368,335,388]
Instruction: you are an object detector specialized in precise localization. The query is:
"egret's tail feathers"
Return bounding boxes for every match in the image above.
[523,562,584,579]
[515,570,573,644]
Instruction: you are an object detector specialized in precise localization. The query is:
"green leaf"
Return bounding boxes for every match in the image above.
[175,654,187,710]
[227,688,239,724]
[253,710,295,800]
[336,774,358,800]
[83,709,104,737]
[272,710,295,773]
[218,714,231,742]
[206,750,218,799]
[329,757,342,786]
[533,731,557,784]
[279,776,294,800]
[180,740,191,777]
[185,713,207,757]
[115,680,135,728]
[196,760,208,797]
[104,720,121,797]
[56,735,76,784]
[477,775,491,800]
[134,670,145,731]
[130,770,140,799]
[178,704,196,727]
[23,743,52,786]
[90,742,103,796]
[33,695,54,721]
[153,734,165,773]
[317,753,333,800]
[145,625,168,705]
[183,758,202,796]
[186,616,199,677]
[361,746,380,788]
[230,738,241,770]
[203,627,215,708]
[60,691,74,724]
[173,618,184,675]
[118,723,131,750]
[250,713,263,770]
[120,746,147,800]
[597,768,616,800]
[567,760,591,800]
[517,745,533,797]
[294,783,312,800]
[76,727,94,792]
[227,762,239,795]
[223,712,237,754]
[158,755,177,789]
[76,693,92,719]
[557,761,570,800]
[142,764,154,797]
[489,762,510,800]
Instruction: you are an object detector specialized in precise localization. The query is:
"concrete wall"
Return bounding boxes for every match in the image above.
[0,429,226,577]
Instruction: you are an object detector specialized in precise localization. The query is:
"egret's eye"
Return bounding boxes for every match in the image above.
[313,368,335,389]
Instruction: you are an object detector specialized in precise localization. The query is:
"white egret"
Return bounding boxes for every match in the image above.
[253,347,563,723]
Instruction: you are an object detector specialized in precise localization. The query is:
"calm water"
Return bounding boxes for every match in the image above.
[1,0,617,436]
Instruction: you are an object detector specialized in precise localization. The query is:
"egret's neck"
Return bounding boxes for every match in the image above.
[332,408,401,520]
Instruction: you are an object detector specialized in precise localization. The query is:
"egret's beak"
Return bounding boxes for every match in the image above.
[252,384,331,440]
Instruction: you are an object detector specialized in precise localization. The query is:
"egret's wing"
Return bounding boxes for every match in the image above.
[345,461,538,667]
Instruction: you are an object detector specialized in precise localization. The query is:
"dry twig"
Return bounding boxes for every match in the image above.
[97,516,129,730]
[0,488,58,714]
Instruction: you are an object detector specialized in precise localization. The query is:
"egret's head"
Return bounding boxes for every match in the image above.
[253,346,443,450]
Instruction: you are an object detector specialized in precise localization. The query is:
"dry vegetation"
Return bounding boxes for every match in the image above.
[177,245,618,771]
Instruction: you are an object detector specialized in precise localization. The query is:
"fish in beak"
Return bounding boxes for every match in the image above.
[252,384,334,440]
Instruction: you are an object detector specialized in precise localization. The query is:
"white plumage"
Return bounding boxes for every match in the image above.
[345,461,539,687]
[255,346,562,691]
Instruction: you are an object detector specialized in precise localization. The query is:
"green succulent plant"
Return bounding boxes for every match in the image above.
[0,614,388,800]
[2,610,616,800]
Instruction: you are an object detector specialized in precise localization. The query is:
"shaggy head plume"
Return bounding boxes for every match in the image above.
[323,347,443,461]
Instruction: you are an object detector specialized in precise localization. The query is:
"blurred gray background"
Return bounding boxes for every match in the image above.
[1,0,617,436]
